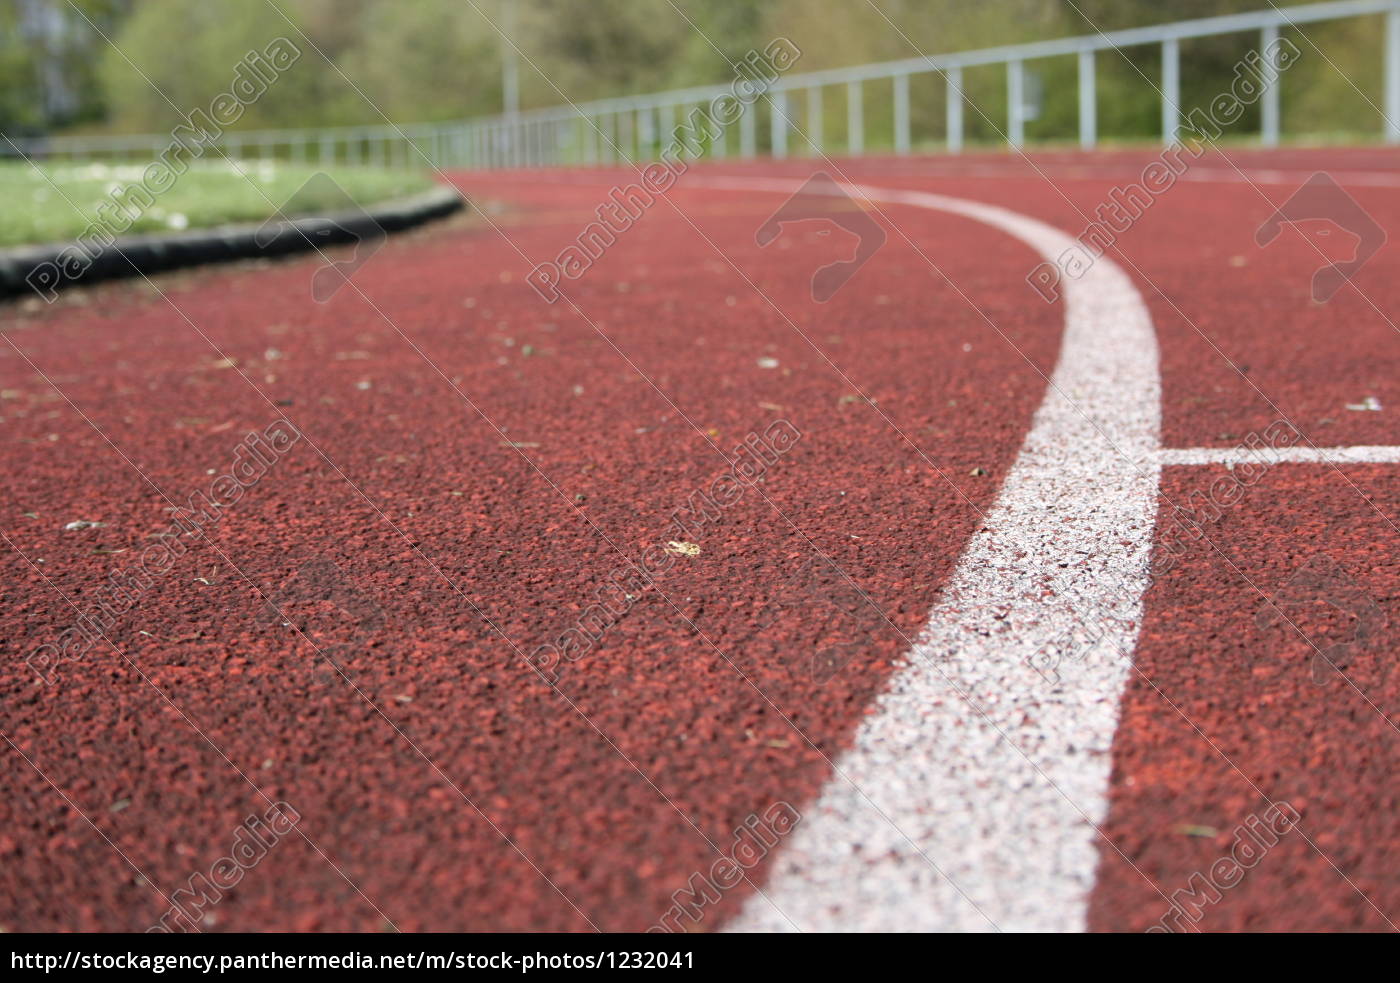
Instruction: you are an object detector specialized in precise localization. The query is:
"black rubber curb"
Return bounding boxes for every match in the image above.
[0,184,465,301]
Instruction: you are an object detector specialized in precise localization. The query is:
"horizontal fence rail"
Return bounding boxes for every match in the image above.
[7,0,1400,172]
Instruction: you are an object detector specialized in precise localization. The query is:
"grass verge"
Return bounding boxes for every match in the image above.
[0,160,435,248]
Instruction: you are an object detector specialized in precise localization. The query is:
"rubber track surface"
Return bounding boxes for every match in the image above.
[2,149,1398,932]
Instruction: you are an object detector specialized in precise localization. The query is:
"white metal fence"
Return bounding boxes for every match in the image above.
[12,0,1400,170]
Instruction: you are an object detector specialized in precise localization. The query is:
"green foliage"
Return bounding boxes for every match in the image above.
[331,0,503,124]
[0,0,1392,144]
[0,0,132,134]
[94,0,327,130]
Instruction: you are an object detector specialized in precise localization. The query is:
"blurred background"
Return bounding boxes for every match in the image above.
[3,0,1394,148]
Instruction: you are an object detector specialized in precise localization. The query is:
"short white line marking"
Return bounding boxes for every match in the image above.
[1160,446,1400,466]
[702,179,1161,932]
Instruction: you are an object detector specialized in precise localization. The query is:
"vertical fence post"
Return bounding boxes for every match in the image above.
[1385,8,1400,143]
[806,86,823,154]
[1078,48,1097,149]
[660,103,676,151]
[674,103,692,157]
[847,79,863,155]
[583,116,597,165]
[1161,37,1180,146]
[894,73,911,154]
[771,89,789,159]
[1007,59,1025,149]
[1261,23,1281,146]
[946,66,963,153]
[741,96,757,158]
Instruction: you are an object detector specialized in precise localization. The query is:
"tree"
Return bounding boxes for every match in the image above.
[0,0,133,135]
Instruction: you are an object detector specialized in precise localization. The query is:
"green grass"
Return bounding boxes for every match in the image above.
[0,161,435,248]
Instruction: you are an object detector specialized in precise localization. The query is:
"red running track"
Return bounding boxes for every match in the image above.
[1,148,1398,932]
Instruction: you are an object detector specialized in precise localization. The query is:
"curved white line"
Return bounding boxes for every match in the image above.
[701,178,1162,932]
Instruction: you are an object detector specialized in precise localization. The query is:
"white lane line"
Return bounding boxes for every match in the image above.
[1160,446,1400,466]
[697,178,1161,932]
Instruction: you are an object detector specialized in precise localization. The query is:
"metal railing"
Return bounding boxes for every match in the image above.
[13,0,1400,171]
